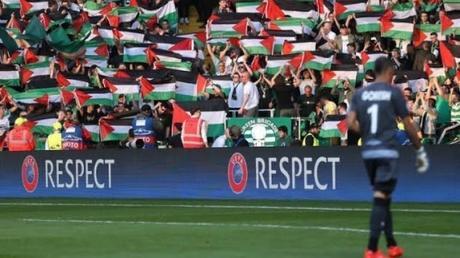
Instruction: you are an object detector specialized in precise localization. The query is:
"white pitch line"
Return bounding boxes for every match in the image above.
[1,202,460,214]
[20,218,460,240]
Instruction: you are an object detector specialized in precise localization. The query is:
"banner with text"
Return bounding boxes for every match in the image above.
[0,146,458,202]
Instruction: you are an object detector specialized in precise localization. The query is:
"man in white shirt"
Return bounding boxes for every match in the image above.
[238,71,259,117]
[316,22,336,50]
[228,73,244,109]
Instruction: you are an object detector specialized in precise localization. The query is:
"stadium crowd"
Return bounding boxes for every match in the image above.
[1,0,460,151]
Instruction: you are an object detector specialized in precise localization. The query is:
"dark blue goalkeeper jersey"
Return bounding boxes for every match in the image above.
[350,82,409,159]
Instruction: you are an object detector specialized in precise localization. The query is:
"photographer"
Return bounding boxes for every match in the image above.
[120,129,145,149]
[132,105,157,149]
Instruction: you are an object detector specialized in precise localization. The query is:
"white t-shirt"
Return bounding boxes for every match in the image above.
[228,82,244,109]
[0,117,8,136]
[243,81,259,110]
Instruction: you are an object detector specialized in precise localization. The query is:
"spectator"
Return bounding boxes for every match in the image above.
[276,126,292,147]
[450,87,460,123]
[331,78,354,107]
[413,42,434,71]
[6,117,35,152]
[362,70,376,87]
[212,0,232,15]
[390,48,407,71]
[45,122,63,151]
[132,104,157,149]
[430,32,440,63]
[264,67,299,117]
[316,21,336,50]
[334,24,357,54]
[202,84,227,101]
[227,125,249,147]
[302,123,320,147]
[153,102,173,140]
[428,78,451,126]
[299,86,317,118]
[181,108,208,148]
[319,94,337,118]
[294,68,317,95]
[239,71,259,117]
[228,73,243,110]
[413,91,438,144]
[0,105,10,150]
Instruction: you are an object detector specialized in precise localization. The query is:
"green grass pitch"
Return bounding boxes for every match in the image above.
[0,199,459,258]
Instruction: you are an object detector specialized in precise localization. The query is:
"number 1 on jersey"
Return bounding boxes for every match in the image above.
[367,104,379,134]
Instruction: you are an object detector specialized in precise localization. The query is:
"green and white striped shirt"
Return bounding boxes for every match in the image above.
[451,102,460,123]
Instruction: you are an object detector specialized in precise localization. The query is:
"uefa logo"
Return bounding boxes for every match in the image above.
[227,152,248,194]
[21,155,39,193]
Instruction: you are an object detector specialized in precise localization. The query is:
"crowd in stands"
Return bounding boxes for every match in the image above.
[1,0,460,151]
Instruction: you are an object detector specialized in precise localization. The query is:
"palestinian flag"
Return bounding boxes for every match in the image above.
[262,29,297,54]
[282,39,316,54]
[144,35,194,50]
[74,88,113,107]
[27,113,57,135]
[56,72,90,89]
[124,44,183,64]
[441,11,460,35]
[425,63,446,80]
[319,115,347,138]
[267,18,305,35]
[439,41,460,68]
[209,75,233,95]
[235,0,261,13]
[141,76,176,101]
[102,77,139,95]
[19,0,48,16]
[387,2,416,19]
[381,18,414,40]
[394,70,428,92]
[157,61,193,72]
[110,6,138,24]
[322,64,359,88]
[0,64,20,86]
[215,12,264,32]
[259,0,318,20]
[123,43,150,63]
[175,100,227,138]
[174,71,206,101]
[207,18,249,39]
[265,54,298,75]
[114,28,145,44]
[21,60,50,84]
[444,0,460,12]
[83,124,100,142]
[99,119,131,142]
[178,32,206,50]
[83,0,106,17]
[97,27,118,45]
[334,0,367,20]
[290,51,334,71]
[11,86,60,105]
[355,12,382,33]
[361,51,388,71]
[139,0,178,31]
[240,36,274,55]
[2,0,20,9]
[84,39,109,67]
[413,24,444,47]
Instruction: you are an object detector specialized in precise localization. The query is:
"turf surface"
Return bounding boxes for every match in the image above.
[0,199,459,258]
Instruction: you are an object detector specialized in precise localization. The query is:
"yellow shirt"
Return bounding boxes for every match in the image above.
[46,132,62,150]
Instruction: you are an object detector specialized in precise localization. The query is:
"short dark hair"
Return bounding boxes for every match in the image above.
[278,126,288,133]
[339,102,348,110]
[374,57,394,76]
[190,107,201,115]
[430,32,438,37]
